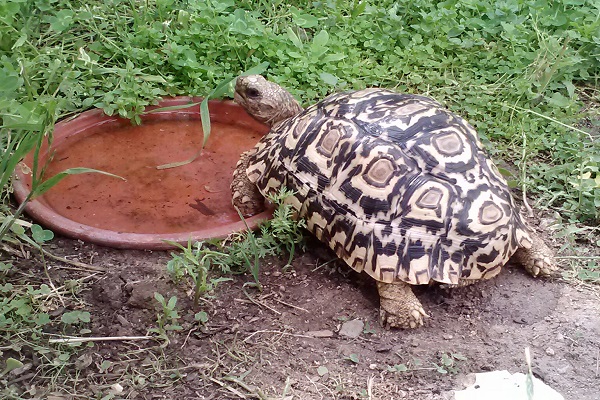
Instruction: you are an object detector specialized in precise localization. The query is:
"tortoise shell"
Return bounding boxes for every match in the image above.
[245,88,532,285]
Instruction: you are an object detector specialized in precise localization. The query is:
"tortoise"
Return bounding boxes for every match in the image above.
[231,75,556,329]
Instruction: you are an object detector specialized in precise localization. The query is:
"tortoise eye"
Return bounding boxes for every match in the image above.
[246,87,261,98]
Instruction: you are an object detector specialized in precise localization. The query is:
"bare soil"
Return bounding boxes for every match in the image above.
[15,231,599,400]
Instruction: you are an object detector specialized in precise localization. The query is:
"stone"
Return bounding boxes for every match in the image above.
[339,319,364,338]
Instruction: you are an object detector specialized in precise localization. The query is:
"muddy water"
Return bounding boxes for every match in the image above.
[42,120,262,234]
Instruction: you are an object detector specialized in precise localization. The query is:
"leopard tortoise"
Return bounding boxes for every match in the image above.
[231,75,556,329]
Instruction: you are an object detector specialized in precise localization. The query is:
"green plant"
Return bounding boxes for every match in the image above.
[388,353,467,375]
[387,363,409,373]
[165,240,232,306]
[194,311,209,325]
[166,187,306,300]
[433,352,468,375]
[562,258,600,284]
[149,293,182,341]
[363,321,377,335]
[0,104,123,247]
[344,353,359,364]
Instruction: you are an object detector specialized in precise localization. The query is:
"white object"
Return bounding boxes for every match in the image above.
[454,370,564,400]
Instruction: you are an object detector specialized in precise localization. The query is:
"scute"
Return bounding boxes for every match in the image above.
[246,89,531,285]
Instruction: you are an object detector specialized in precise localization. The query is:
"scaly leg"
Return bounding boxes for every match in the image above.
[512,232,557,277]
[230,151,264,217]
[377,281,429,329]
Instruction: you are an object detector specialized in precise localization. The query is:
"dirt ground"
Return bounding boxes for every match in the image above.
[10,226,596,400]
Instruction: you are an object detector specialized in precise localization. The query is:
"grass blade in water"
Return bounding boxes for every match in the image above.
[31,167,124,198]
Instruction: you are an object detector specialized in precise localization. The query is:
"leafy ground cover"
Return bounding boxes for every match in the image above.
[1,0,599,398]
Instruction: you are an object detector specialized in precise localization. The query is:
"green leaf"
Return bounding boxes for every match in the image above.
[0,130,38,192]
[241,62,269,76]
[154,292,165,304]
[9,224,25,236]
[33,313,51,326]
[388,364,408,372]
[322,54,347,62]
[30,224,54,244]
[0,262,12,272]
[546,92,571,108]
[320,72,338,85]
[286,27,303,49]
[99,360,113,373]
[138,75,167,83]
[311,30,329,50]
[61,310,90,325]
[195,311,208,323]
[167,296,178,310]
[49,10,75,32]
[12,34,27,50]
[497,167,514,178]
[351,2,367,18]
[317,366,329,376]
[143,102,202,114]
[157,76,235,170]
[31,168,124,199]
[291,9,318,28]
[346,353,359,363]
[200,98,211,146]
[1,358,24,376]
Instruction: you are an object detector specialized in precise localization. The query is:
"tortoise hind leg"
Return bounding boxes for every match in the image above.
[231,151,265,217]
[377,281,429,329]
[512,232,557,277]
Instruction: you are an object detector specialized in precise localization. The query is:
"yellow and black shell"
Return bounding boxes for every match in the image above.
[246,89,532,285]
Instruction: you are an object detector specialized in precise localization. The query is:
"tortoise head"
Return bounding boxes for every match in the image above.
[234,75,303,127]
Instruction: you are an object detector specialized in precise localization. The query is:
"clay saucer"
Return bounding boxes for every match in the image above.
[12,97,272,250]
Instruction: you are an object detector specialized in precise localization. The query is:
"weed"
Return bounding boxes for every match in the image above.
[389,353,467,375]
[562,258,600,284]
[363,321,377,335]
[166,187,306,302]
[149,293,182,342]
[433,352,468,375]
[165,239,232,306]
[345,354,360,364]
[387,364,409,373]
[194,311,209,325]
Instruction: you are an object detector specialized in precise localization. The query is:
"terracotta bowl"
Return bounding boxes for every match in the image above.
[12,97,272,250]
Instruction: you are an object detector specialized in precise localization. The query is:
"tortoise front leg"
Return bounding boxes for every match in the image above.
[377,281,429,329]
[231,151,265,217]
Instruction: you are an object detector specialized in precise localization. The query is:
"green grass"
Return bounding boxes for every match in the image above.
[165,188,306,302]
[1,0,598,223]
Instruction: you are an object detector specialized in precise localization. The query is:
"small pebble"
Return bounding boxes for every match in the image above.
[306,330,335,338]
[339,319,364,338]
[376,345,392,353]
[443,334,454,340]
[545,347,555,356]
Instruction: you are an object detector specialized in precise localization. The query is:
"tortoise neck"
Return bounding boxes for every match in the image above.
[267,97,303,126]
